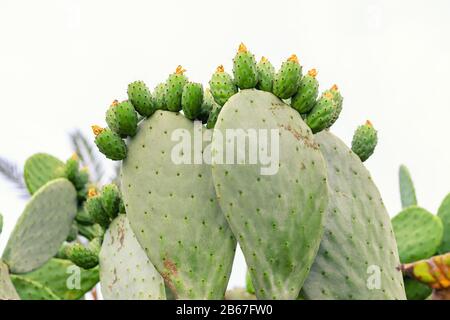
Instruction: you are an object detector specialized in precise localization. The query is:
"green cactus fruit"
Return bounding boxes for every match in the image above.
[63,155,79,182]
[392,206,443,263]
[20,258,99,300]
[77,223,104,241]
[246,270,255,295]
[92,126,127,161]
[211,90,328,299]
[209,65,238,106]
[0,260,19,300]
[75,208,94,226]
[105,100,138,137]
[225,288,257,300]
[127,80,156,117]
[351,120,378,162]
[256,56,275,92]
[300,131,406,299]
[291,69,319,113]
[23,153,64,195]
[100,184,121,220]
[232,43,258,89]
[399,165,418,209]
[66,222,78,242]
[181,82,204,120]
[85,188,110,228]
[153,83,167,110]
[100,215,166,300]
[321,84,343,125]
[437,193,450,254]
[165,65,188,112]
[198,88,215,123]
[404,278,432,300]
[205,88,222,129]
[2,179,77,274]
[65,238,101,269]
[122,111,236,299]
[272,54,302,99]
[305,91,337,133]
[11,275,60,300]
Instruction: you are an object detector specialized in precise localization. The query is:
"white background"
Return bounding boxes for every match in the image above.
[0,0,449,290]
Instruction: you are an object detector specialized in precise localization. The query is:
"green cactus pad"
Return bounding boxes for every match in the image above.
[404,278,432,300]
[100,215,166,300]
[399,165,418,208]
[305,92,337,133]
[291,69,319,114]
[21,258,99,300]
[211,90,327,299]
[246,270,255,294]
[323,85,343,124]
[65,238,101,269]
[85,194,110,228]
[300,131,406,299]
[272,55,302,99]
[209,65,238,106]
[233,43,258,89]
[153,83,167,110]
[105,100,138,137]
[2,178,77,274]
[122,111,236,299]
[100,184,121,220]
[256,57,275,92]
[181,82,204,120]
[93,127,127,161]
[165,66,188,112]
[23,153,64,195]
[0,260,19,300]
[10,275,60,300]
[351,121,378,162]
[392,206,443,263]
[128,80,156,117]
[437,193,450,254]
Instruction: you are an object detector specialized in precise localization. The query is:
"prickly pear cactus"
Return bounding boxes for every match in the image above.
[300,131,406,300]
[166,66,188,112]
[121,111,236,299]
[399,164,418,208]
[438,193,450,254]
[233,43,258,89]
[99,215,166,300]
[127,80,156,117]
[23,153,64,195]
[272,55,302,99]
[351,120,378,162]
[10,275,60,300]
[92,126,127,161]
[209,65,238,106]
[212,90,328,299]
[291,69,319,114]
[2,178,78,273]
[404,278,432,300]
[256,57,274,92]
[0,260,19,300]
[392,206,443,263]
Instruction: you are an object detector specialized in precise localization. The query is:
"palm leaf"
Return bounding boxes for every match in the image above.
[0,157,29,198]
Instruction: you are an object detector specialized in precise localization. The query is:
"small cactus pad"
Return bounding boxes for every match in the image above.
[99,215,166,300]
[211,90,328,299]
[92,126,127,161]
[181,82,204,120]
[392,206,443,263]
[404,278,432,300]
[122,111,236,299]
[23,153,64,195]
[399,165,418,208]
[437,193,450,254]
[2,179,78,274]
[153,83,167,110]
[10,275,60,300]
[256,57,275,92]
[105,100,138,137]
[127,80,156,117]
[20,258,99,300]
[351,120,378,162]
[300,131,406,299]
[209,65,238,106]
[0,260,19,300]
[291,69,319,114]
[65,238,101,269]
[100,184,121,220]
[272,54,302,99]
[305,92,337,133]
[165,66,188,112]
[232,43,258,89]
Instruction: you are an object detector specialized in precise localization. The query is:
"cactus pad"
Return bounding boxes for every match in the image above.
[10,275,60,300]
[99,215,165,300]
[404,278,432,300]
[351,121,378,162]
[165,66,188,112]
[122,111,236,299]
[438,193,450,254]
[399,165,418,208]
[272,55,302,99]
[211,90,328,299]
[23,153,64,195]
[300,131,406,299]
[93,126,127,161]
[128,80,156,117]
[0,260,19,300]
[209,65,238,106]
[233,43,258,89]
[392,206,443,263]
[256,57,275,92]
[181,82,204,120]
[2,178,77,274]
[291,69,319,114]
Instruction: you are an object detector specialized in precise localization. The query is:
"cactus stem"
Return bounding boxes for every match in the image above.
[287,54,299,63]
[175,65,186,75]
[308,69,318,77]
[238,42,248,53]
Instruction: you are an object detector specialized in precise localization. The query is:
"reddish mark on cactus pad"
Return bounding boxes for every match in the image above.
[161,258,179,299]
[279,123,319,150]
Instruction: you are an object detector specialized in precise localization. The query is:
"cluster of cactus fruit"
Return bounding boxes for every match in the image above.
[391,165,450,300]
[1,43,447,300]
